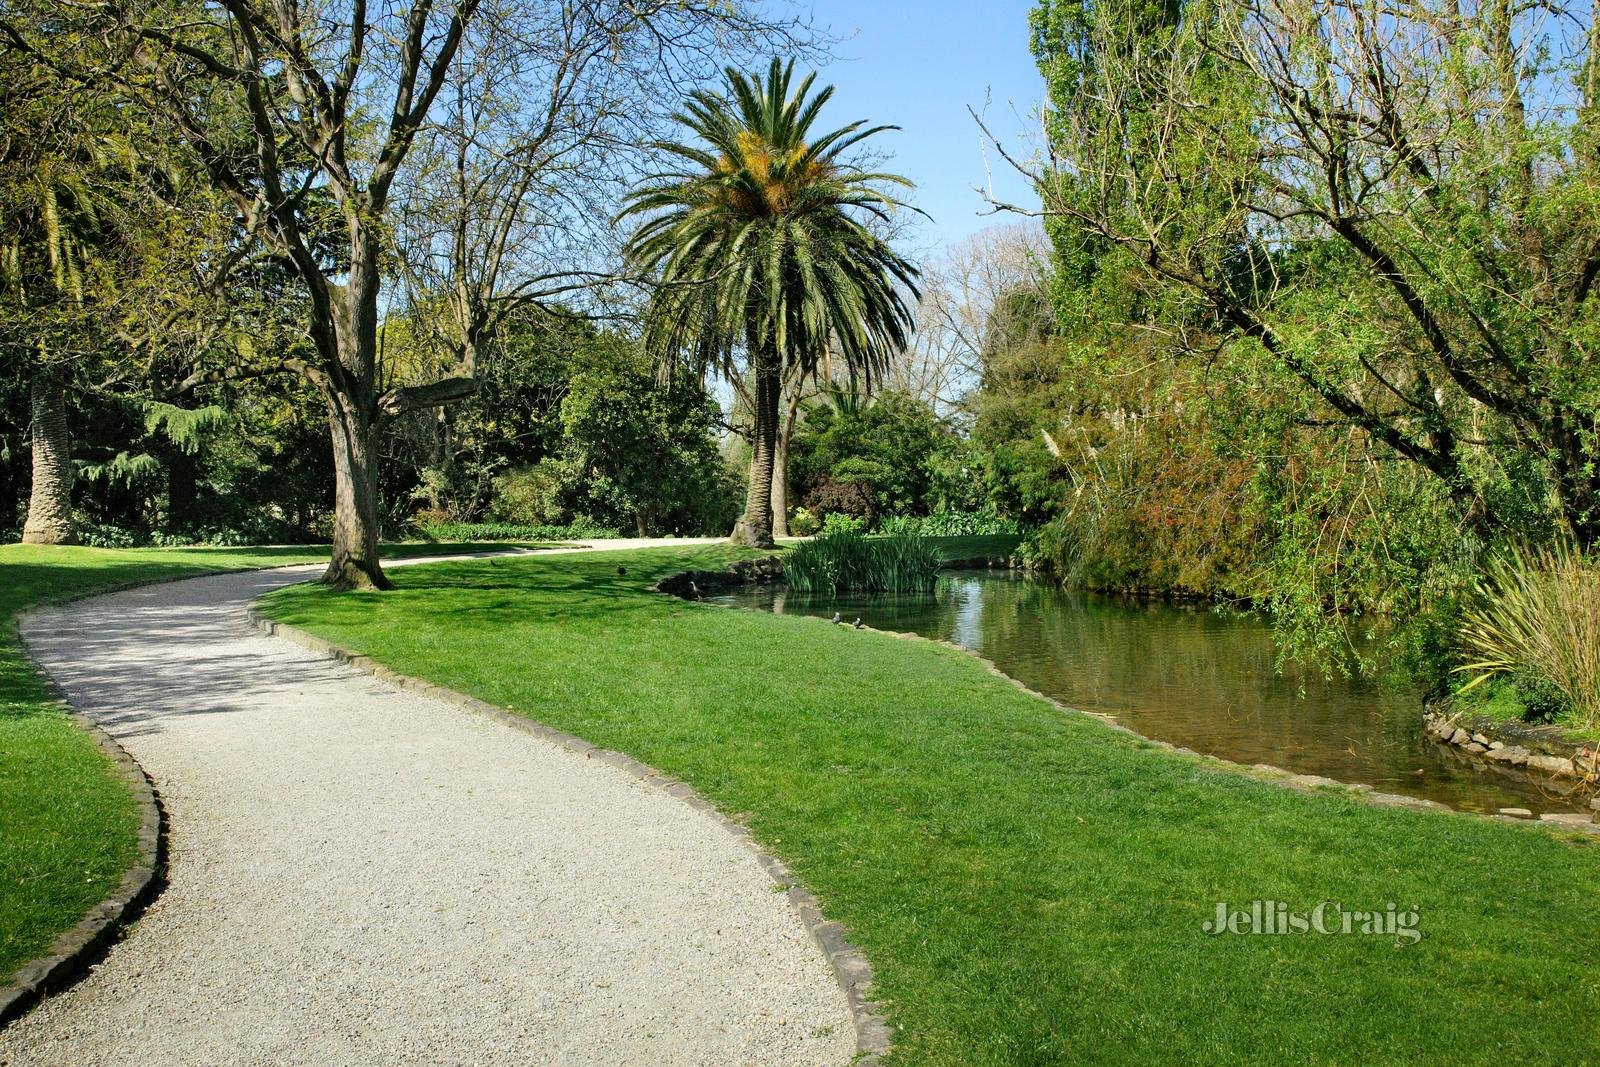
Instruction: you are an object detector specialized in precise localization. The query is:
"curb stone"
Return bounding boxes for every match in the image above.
[245,606,893,1067]
[1,608,172,1029]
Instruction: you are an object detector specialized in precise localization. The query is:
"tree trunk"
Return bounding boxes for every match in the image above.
[316,224,394,590]
[323,386,393,590]
[21,369,76,545]
[771,376,803,540]
[734,353,780,548]
[770,429,790,539]
[1549,426,1600,551]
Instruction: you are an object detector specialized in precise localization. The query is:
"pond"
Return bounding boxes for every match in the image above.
[715,571,1590,815]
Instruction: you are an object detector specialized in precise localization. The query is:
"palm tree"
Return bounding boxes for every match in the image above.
[620,59,919,547]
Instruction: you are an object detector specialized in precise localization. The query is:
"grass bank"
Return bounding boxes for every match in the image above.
[263,545,1600,1065]
[921,533,1021,562]
[0,541,546,983]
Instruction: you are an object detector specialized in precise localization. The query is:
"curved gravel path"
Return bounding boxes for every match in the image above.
[0,544,852,1066]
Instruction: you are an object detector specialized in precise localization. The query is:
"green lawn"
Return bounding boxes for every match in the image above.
[921,533,1023,561]
[0,541,547,982]
[262,545,1600,1066]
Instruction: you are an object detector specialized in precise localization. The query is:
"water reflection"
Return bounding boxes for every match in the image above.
[720,572,1587,815]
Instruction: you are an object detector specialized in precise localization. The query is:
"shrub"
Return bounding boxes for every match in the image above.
[489,460,571,526]
[872,511,1023,538]
[1455,543,1600,730]
[918,510,1022,537]
[789,506,820,537]
[820,512,868,537]
[74,520,144,548]
[412,518,620,543]
[876,515,921,536]
[782,530,942,595]
[803,477,878,524]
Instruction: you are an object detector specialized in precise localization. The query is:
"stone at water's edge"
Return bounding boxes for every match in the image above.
[1424,709,1593,786]
[1540,812,1596,828]
[655,556,784,599]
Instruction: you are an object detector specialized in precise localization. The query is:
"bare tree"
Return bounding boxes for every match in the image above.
[895,222,1052,419]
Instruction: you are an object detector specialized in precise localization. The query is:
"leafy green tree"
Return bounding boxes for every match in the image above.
[0,30,210,544]
[621,59,919,547]
[1027,0,1600,547]
[558,348,740,536]
[381,308,596,523]
[3,1,804,586]
[789,390,954,522]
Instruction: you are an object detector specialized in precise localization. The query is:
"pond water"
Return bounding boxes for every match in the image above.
[715,571,1590,815]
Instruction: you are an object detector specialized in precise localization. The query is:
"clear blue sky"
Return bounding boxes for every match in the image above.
[789,0,1045,257]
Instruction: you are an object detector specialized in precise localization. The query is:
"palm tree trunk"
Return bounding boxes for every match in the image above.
[771,429,790,539]
[772,377,803,539]
[21,367,76,545]
[734,353,780,548]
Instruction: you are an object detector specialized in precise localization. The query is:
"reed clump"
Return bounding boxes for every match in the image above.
[782,530,942,595]
[1456,542,1600,731]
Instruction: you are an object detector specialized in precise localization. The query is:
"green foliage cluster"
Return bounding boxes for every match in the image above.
[970,0,1600,686]
[7,301,741,547]
[787,506,820,536]
[387,310,742,539]
[1008,0,1600,688]
[1454,544,1600,731]
[781,388,1001,541]
[782,529,942,595]
[410,519,619,544]
[819,512,867,537]
[789,391,955,522]
[878,511,1022,538]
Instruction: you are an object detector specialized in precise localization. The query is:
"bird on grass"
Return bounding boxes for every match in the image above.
[831,612,842,625]
[852,617,863,630]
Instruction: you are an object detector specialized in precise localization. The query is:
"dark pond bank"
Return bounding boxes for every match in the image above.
[715,571,1589,815]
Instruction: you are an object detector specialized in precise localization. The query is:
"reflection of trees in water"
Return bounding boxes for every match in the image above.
[945,576,1425,784]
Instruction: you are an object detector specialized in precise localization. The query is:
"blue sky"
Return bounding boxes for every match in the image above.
[790,0,1045,257]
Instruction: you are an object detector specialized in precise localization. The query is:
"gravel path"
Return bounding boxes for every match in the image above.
[0,544,852,1066]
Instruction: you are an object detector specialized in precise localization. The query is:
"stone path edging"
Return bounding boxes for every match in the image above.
[1,613,166,1028]
[0,551,575,1034]
[243,605,894,1067]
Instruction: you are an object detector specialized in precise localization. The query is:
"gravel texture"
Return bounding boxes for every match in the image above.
[0,546,852,1066]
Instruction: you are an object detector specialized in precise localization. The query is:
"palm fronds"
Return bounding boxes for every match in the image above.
[618,58,920,388]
